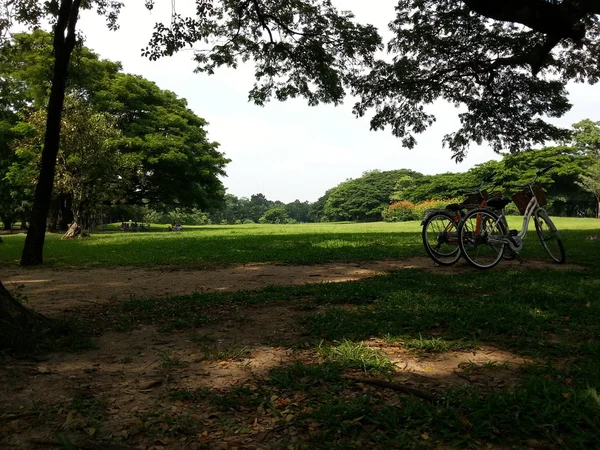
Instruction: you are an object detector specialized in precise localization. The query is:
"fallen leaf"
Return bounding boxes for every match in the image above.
[421,433,429,440]
[86,427,96,436]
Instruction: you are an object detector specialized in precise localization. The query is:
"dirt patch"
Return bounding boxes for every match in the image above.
[0,300,530,449]
[0,257,585,315]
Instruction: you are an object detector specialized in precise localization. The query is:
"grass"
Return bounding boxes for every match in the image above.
[316,340,395,374]
[1,218,597,268]
[89,220,598,448]
[3,218,600,448]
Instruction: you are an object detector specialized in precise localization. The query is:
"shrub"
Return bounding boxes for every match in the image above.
[382,201,417,222]
[413,198,461,219]
[260,207,290,224]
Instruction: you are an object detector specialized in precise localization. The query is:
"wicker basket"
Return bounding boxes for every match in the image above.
[511,184,547,215]
[461,190,489,207]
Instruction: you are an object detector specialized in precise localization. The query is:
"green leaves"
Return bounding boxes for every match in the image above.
[351,0,596,160]
[142,0,382,107]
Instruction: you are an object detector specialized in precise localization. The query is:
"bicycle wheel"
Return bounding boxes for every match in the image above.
[458,208,507,269]
[422,211,461,266]
[534,210,566,264]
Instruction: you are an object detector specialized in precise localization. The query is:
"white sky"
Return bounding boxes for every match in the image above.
[76,1,598,203]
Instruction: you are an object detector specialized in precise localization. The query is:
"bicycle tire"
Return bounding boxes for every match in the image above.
[458,208,507,269]
[421,210,461,266]
[534,210,566,264]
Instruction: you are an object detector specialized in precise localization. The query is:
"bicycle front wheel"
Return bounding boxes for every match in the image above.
[534,210,566,264]
[458,209,507,269]
[422,211,461,266]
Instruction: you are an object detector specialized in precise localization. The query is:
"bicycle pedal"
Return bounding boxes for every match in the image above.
[509,229,518,236]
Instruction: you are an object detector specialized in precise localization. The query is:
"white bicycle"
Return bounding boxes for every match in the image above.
[457,167,566,269]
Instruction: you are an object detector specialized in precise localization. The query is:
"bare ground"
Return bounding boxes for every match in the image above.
[0,258,583,449]
[0,257,585,315]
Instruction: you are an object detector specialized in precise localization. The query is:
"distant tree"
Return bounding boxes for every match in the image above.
[500,146,592,216]
[323,170,421,221]
[572,119,600,158]
[285,200,311,223]
[577,163,600,218]
[260,207,290,224]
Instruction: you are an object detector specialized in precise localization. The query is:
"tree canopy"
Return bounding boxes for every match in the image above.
[0,30,229,230]
[139,0,600,159]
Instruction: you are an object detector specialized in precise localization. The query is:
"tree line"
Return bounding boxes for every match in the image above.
[100,119,600,226]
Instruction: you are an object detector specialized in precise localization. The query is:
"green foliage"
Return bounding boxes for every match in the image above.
[143,208,210,226]
[576,162,600,218]
[0,30,229,225]
[9,95,122,228]
[142,0,381,108]
[323,169,422,221]
[572,119,600,158]
[259,207,290,224]
[351,1,597,160]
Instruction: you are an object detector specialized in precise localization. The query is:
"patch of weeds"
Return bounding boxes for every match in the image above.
[457,360,510,373]
[170,384,269,411]
[268,362,343,391]
[197,339,251,361]
[154,349,185,370]
[68,395,106,421]
[62,395,106,436]
[317,340,395,375]
[136,408,195,438]
[1,318,97,354]
[402,335,477,354]
[189,333,217,345]
[118,356,133,364]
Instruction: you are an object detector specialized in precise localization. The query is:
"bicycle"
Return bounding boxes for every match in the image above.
[457,167,566,269]
[421,176,509,266]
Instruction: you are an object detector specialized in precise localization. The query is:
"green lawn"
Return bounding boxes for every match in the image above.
[1,217,599,268]
[3,218,600,448]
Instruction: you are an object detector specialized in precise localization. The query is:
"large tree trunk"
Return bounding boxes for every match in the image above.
[596,197,600,219]
[20,0,82,266]
[0,279,51,350]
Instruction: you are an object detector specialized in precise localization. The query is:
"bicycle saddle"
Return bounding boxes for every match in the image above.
[486,197,511,209]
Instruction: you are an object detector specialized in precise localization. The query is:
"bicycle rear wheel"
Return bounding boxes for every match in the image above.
[458,209,507,269]
[534,210,566,264]
[422,211,461,266]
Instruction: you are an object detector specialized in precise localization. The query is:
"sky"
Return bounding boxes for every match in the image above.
[75,1,598,204]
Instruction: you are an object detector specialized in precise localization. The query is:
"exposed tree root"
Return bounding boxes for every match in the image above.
[343,375,437,402]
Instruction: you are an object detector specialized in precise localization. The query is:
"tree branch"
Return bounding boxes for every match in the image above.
[343,375,437,402]
[251,0,274,44]
[463,0,587,40]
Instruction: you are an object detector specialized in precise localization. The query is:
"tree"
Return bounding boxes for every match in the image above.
[260,207,290,224]
[573,119,600,158]
[323,170,420,221]
[1,31,230,228]
[11,96,123,229]
[285,200,311,223]
[351,1,600,161]
[92,73,229,211]
[577,163,600,218]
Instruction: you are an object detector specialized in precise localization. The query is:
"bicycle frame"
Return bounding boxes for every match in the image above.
[487,184,544,253]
